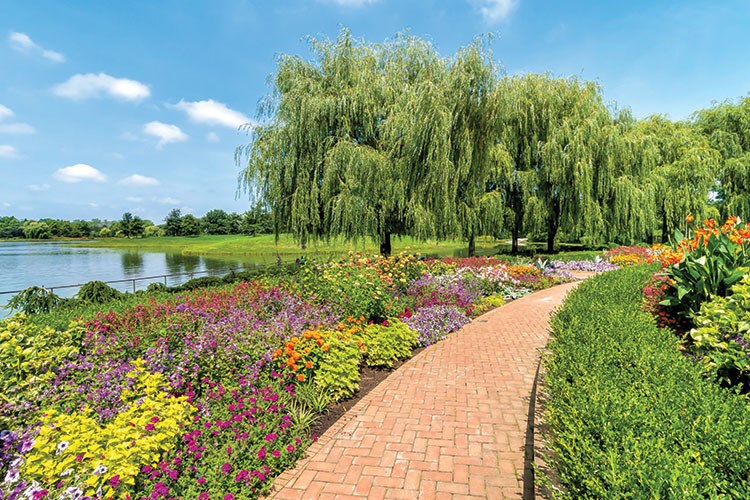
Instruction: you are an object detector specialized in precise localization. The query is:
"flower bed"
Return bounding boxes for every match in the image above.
[0,253,581,499]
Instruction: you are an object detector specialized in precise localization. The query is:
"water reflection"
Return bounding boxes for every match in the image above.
[164,253,201,275]
[121,251,145,276]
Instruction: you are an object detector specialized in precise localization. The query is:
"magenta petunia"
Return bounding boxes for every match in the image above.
[221,463,232,474]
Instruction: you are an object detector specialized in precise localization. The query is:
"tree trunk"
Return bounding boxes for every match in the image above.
[380,231,392,256]
[468,234,476,257]
[511,196,523,255]
[546,199,559,254]
[661,210,669,244]
[546,215,558,254]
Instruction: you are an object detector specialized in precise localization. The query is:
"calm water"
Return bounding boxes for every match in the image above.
[0,241,263,313]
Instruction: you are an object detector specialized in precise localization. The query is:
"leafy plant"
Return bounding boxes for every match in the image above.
[358,320,416,368]
[314,328,363,400]
[6,286,62,314]
[76,280,122,304]
[686,274,750,386]
[544,265,750,498]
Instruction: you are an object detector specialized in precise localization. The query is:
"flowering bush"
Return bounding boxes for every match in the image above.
[603,246,652,266]
[471,294,506,317]
[658,217,750,317]
[0,252,570,499]
[20,361,194,499]
[403,305,470,346]
[550,260,618,272]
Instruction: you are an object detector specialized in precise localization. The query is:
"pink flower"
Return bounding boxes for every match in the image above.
[150,416,160,423]
[257,447,266,460]
[223,495,234,500]
[227,446,232,456]
[264,433,277,442]
[109,475,121,488]
[198,493,210,500]
[145,423,155,432]
[221,463,232,474]
[197,477,206,485]
[235,470,249,483]
[272,449,281,458]
[286,445,295,453]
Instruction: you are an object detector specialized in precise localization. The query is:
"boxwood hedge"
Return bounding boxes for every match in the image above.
[543,265,750,498]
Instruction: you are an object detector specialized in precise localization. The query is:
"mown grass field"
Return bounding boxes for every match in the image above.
[76,234,503,259]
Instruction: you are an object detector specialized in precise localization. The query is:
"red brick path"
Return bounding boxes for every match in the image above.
[269,281,580,500]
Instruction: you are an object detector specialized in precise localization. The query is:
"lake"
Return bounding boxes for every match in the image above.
[0,241,260,313]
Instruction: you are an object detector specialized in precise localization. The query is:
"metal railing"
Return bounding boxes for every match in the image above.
[0,267,250,297]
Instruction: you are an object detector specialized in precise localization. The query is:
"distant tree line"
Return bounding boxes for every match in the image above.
[0,202,273,239]
[238,29,750,255]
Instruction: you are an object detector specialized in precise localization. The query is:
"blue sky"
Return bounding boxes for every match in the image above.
[1,0,749,223]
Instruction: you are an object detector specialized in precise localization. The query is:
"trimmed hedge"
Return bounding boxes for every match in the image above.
[544,265,750,498]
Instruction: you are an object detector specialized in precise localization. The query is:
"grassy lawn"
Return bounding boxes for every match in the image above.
[75,234,504,260]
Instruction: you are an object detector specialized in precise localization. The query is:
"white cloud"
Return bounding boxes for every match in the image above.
[0,123,36,134]
[2,202,10,208]
[143,121,188,147]
[0,104,13,121]
[53,163,107,183]
[9,32,65,62]
[156,197,181,205]
[0,104,36,134]
[473,0,518,23]
[27,183,50,191]
[54,73,150,101]
[207,131,220,142]
[0,145,18,159]
[126,196,143,202]
[172,99,252,128]
[119,173,160,186]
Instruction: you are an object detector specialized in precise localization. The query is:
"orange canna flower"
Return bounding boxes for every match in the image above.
[685,214,695,223]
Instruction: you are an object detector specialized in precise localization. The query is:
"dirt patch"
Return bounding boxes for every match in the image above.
[309,346,425,437]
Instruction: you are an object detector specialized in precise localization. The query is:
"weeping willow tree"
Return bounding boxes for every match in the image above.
[630,116,719,242]
[494,74,612,253]
[238,29,502,255]
[693,97,750,219]
[442,38,501,255]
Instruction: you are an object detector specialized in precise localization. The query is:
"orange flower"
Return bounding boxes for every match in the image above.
[305,361,313,369]
[685,214,695,223]
[322,344,330,353]
[297,373,306,382]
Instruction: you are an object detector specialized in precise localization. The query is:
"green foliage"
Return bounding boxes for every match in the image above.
[294,381,333,414]
[300,262,392,320]
[76,280,123,304]
[358,320,416,368]
[471,294,505,317]
[0,314,83,427]
[119,211,146,238]
[688,274,750,385]
[6,286,62,314]
[22,361,195,497]
[169,275,224,292]
[544,265,750,498]
[314,331,363,400]
[662,229,749,316]
[163,208,183,236]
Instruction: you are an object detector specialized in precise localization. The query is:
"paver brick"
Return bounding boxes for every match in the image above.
[267,281,581,499]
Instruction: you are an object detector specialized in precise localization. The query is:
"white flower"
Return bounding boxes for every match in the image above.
[56,440,70,455]
[93,464,108,476]
[60,468,74,477]
[4,469,19,484]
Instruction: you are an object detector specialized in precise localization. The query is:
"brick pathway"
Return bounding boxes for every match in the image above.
[269,281,581,500]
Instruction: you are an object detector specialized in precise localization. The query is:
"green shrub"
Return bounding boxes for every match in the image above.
[76,280,122,304]
[358,320,417,368]
[146,282,167,293]
[169,275,224,292]
[471,294,506,317]
[687,274,750,386]
[6,286,62,314]
[314,330,363,400]
[0,315,83,427]
[543,265,750,498]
